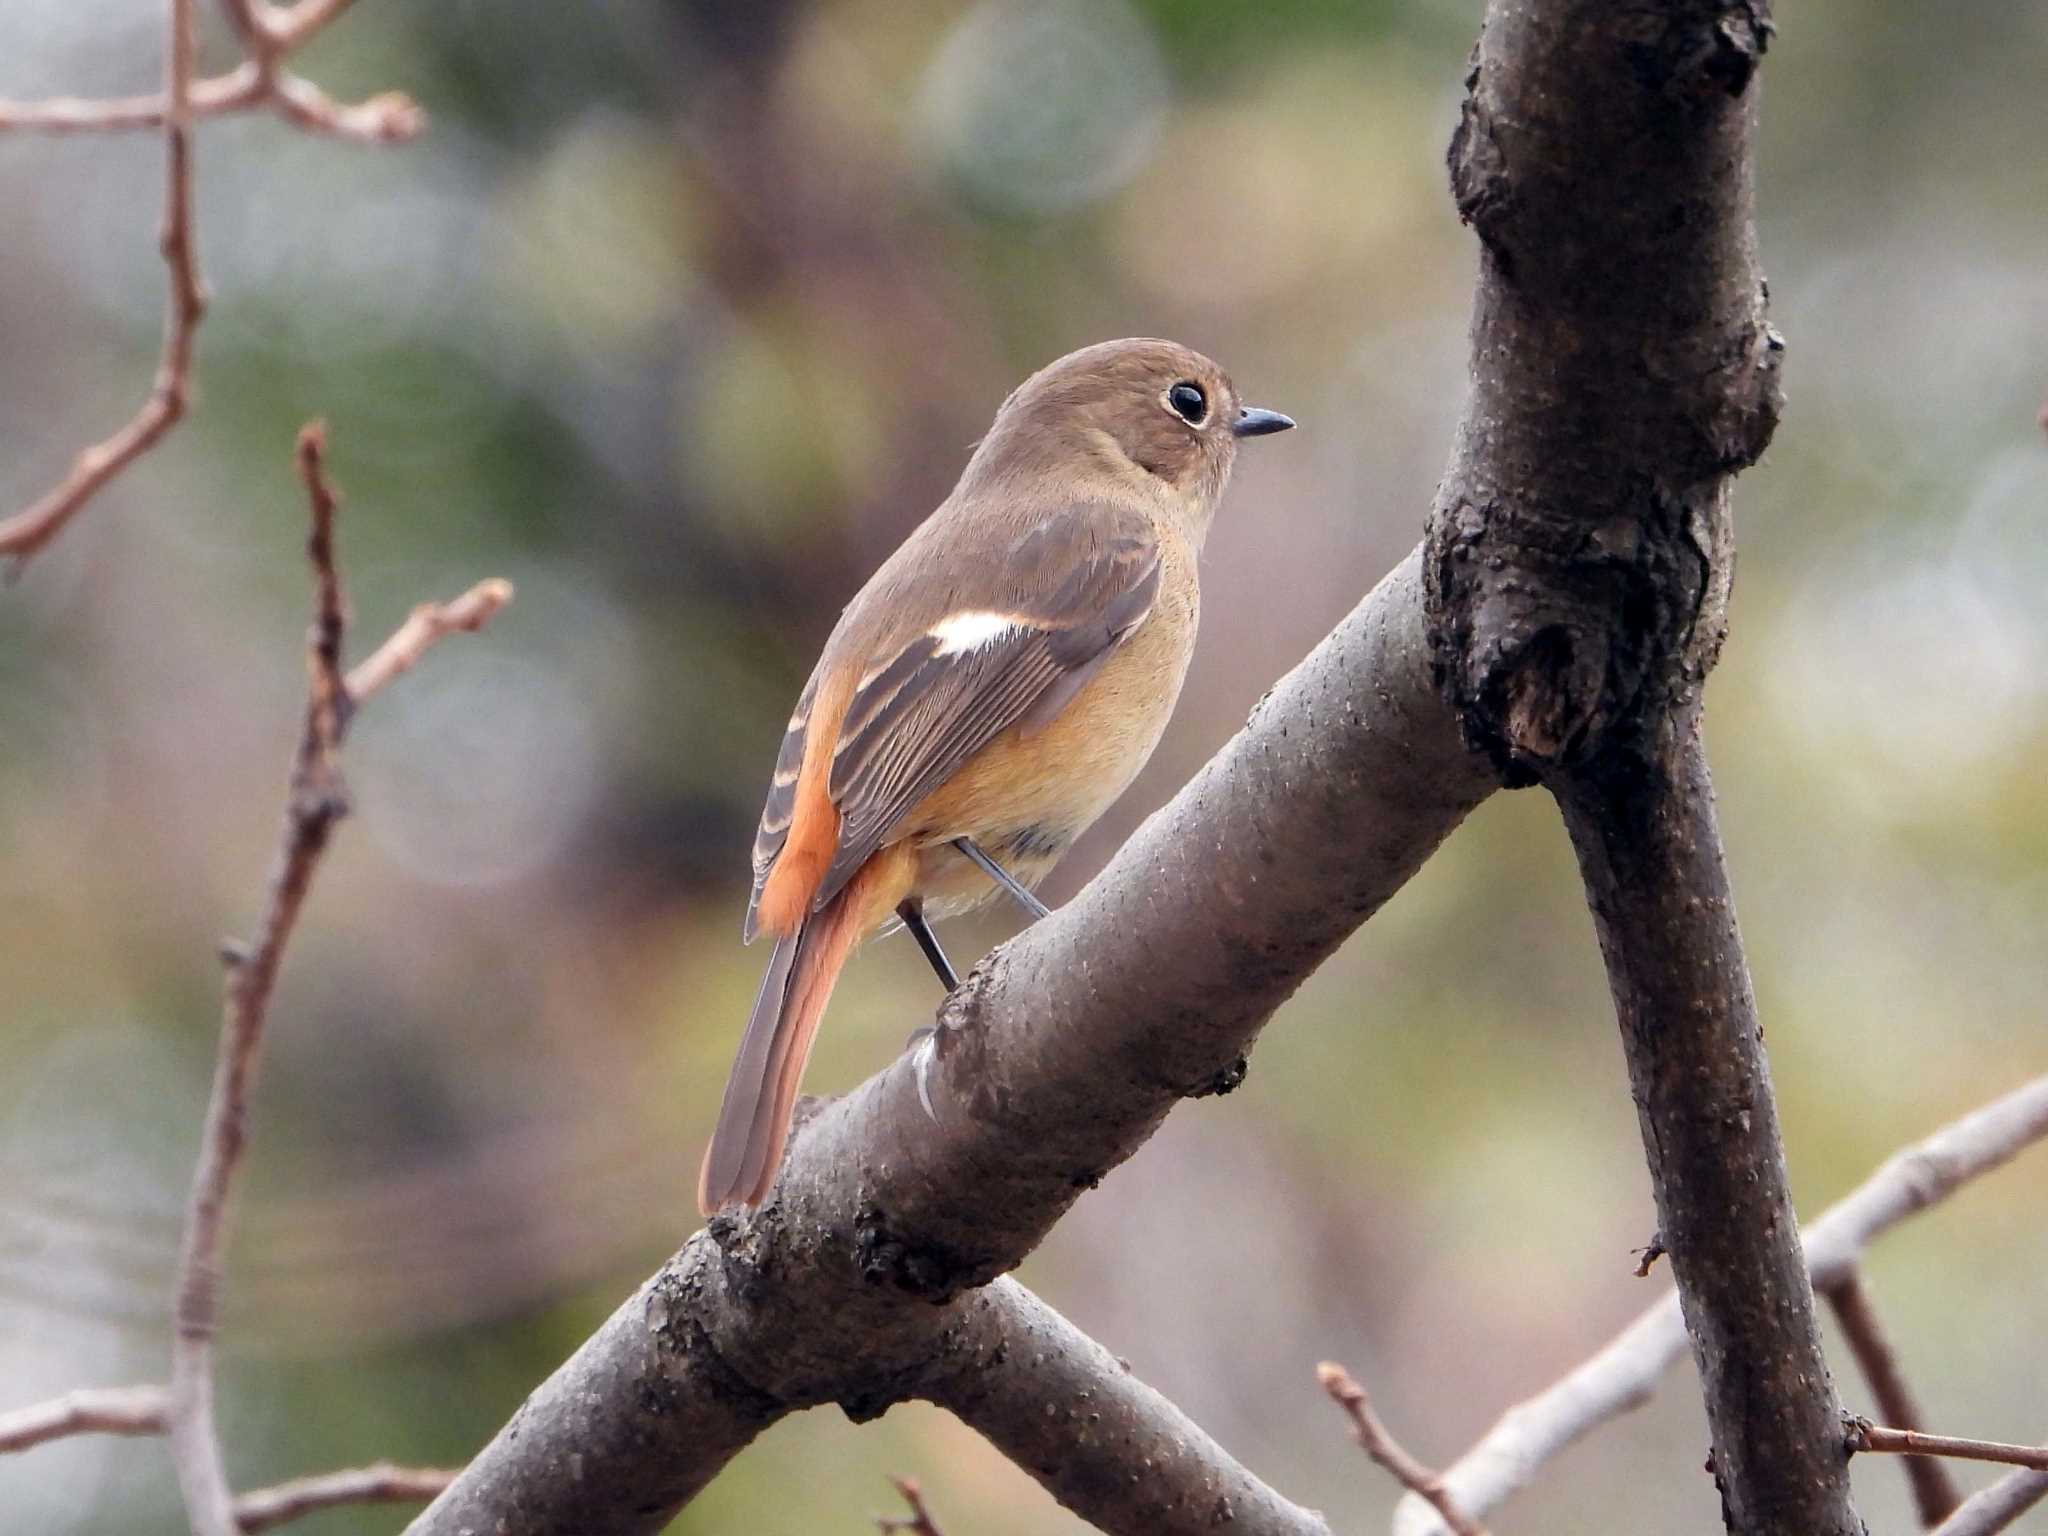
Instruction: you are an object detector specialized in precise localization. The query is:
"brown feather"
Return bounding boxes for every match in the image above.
[698,844,915,1213]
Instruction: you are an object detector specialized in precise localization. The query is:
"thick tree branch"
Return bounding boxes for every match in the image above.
[1392,1074,2048,1535]
[1557,730,1851,1533]
[929,1282,1330,1535]
[1418,3,1844,1530]
[410,551,1497,1535]
[1828,1271,1961,1524]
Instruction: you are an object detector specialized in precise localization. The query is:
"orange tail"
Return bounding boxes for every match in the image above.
[698,848,911,1214]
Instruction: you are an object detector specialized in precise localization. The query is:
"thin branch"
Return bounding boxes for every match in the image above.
[0,65,259,132]
[1929,1465,2048,1536]
[166,424,508,1536]
[269,75,422,141]
[0,65,419,141]
[0,2,419,573]
[1828,1270,1961,1524]
[1318,1363,1485,1536]
[169,421,347,1535]
[876,1476,946,1536]
[0,0,207,570]
[1849,1422,2048,1474]
[234,1461,458,1533]
[345,578,516,703]
[1391,1074,2048,1536]
[0,1387,169,1454]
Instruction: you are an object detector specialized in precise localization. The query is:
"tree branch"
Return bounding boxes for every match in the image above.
[0,1389,452,1533]
[408,551,1496,1535]
[0,0,206,569]
[1318,1362,1485,1536]
[0,1387,169,1453]
[1848,1423,2048,1475]
[1391,1074,2048,1535]
[1557,730,1853,1533]
[929,1281,1330,1535]
[1828,1271,1961,1524]
[234,1461,456,1533]
[162,424,508,1536]
[1418,3,1844,1530]
[345,578,516,703]
[1929,1465,2048,1536]
[876,1476,945,1536]
[167,423,346,1536]
[0,2,418,573]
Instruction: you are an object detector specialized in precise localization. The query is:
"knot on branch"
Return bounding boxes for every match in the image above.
[1621,4,1774,102]
[1447,84,1513,267]
[1424,486,1725,779]
[854,1203,985,1304]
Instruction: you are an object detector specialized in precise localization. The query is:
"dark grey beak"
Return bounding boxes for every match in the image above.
[1232,406,1295,438]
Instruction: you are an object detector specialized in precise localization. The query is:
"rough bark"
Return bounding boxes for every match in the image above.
[409,554,1496,1536]
[1422,4,1859,1533]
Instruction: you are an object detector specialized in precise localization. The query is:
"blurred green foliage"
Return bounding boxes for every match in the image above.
[1,2,2044,1533]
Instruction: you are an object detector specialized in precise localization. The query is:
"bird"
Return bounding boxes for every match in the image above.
[698,337,1294,1214]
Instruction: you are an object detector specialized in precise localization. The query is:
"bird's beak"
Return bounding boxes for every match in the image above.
[1232,406,1295,438]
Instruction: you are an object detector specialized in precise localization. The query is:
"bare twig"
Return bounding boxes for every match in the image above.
[1849,1421,2048,1474]
[0,0,206,570]
[165,424,507,1536]
[0,0,413,141]
[235,1461,458,1533]
[0,65,420,141]
[0,65,263,133]
[0,2,419,573]
[1828,1271,1962,1524]
[1391,1074,2048,1536]
[0,1386,169,1453]
[346,578,516,703]
[1318,1363,1485,1536]
[1929,1464,2048,1536]
[168,424,346,1534]
[876,1475,946,1536]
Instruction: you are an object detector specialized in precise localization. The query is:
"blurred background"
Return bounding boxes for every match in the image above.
[2,1,2045,1532]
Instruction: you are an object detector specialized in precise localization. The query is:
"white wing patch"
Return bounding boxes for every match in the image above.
[928,609,1030,656]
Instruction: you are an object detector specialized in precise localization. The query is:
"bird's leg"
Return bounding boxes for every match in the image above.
[953,837,1052,920]
[896,898,952,1122]
[896,898,960,991]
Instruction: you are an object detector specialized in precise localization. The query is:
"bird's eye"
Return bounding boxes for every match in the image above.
[1166,382,1208,426]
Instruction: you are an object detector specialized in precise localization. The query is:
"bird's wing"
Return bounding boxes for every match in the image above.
[745,504,1160,938]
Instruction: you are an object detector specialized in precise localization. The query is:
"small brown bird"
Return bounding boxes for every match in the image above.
[698,338,1293,1213]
